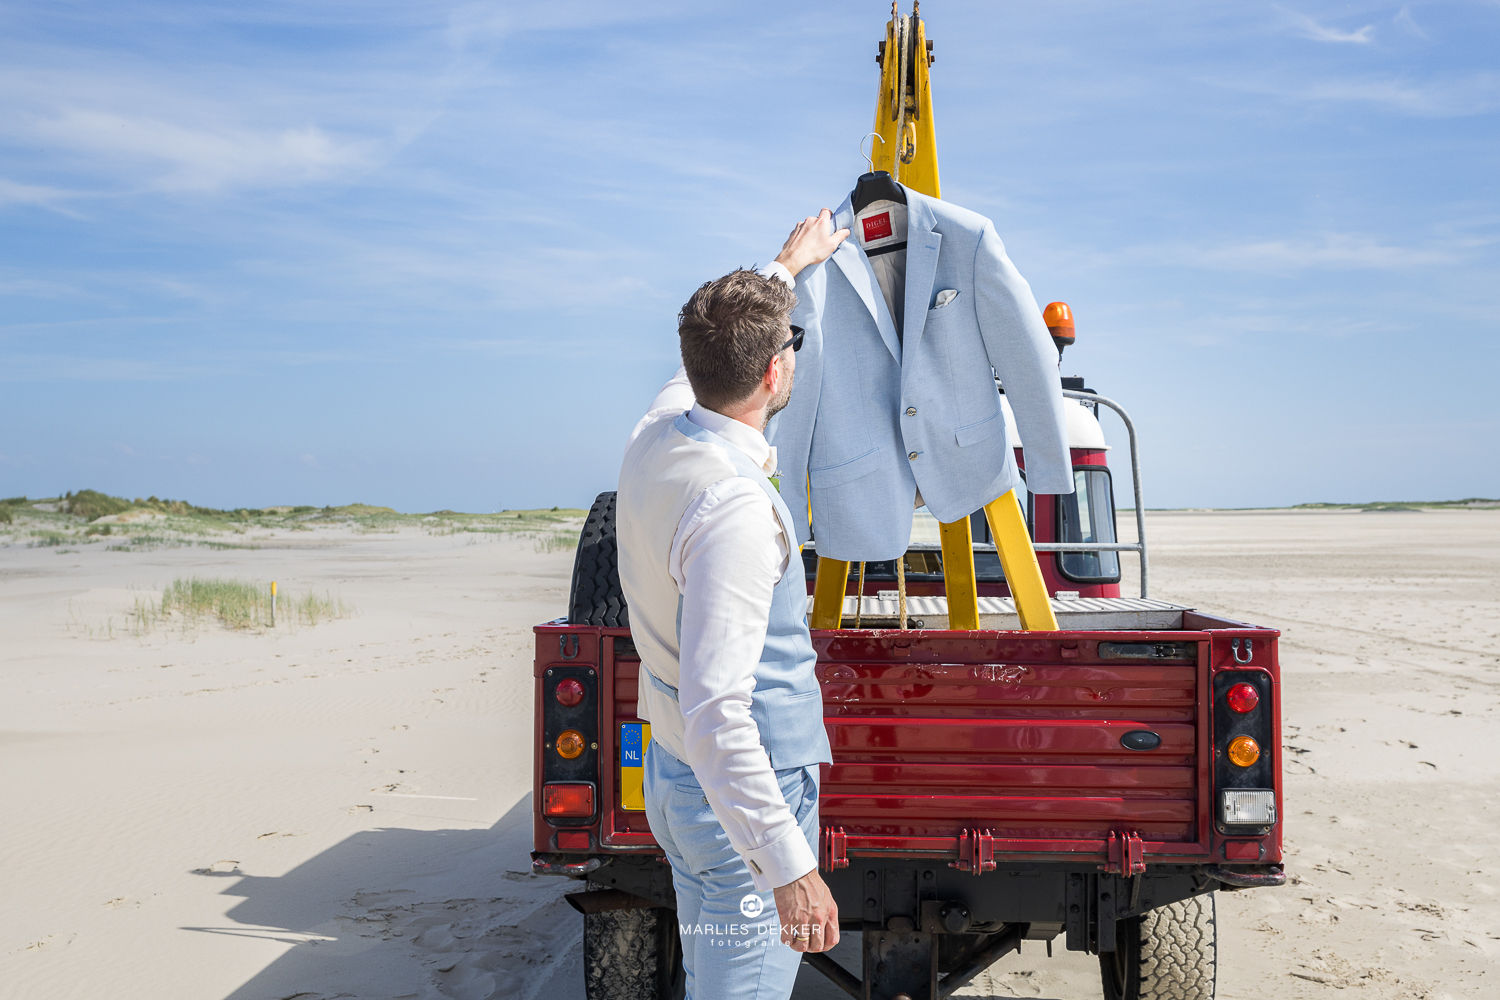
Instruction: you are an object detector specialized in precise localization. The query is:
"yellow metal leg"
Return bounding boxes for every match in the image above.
[983,490,1059,631]
[938,518,980,630]
[810,556,850,629]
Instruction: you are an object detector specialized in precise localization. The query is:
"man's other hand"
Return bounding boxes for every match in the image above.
[773,869,840,953]
[774,208,850,279]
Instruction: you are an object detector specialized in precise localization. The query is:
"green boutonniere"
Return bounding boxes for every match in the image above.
[768,470,783,492]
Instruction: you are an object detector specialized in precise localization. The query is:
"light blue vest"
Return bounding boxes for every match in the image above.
[636,415,831,771]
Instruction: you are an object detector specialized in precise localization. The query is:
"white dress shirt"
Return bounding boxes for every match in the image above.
[622,262,817,891]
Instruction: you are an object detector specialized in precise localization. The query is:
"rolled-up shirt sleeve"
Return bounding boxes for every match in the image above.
[673,479,818,890]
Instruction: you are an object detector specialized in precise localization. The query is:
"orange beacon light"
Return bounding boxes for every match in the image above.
[1043,301,1075,359]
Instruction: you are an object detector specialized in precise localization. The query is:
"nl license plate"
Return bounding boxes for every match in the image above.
[619,722,651,811]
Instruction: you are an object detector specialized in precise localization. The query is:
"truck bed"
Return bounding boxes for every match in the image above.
[533,606,1282,874]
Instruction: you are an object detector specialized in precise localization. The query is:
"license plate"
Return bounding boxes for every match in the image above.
[619,722,651,811]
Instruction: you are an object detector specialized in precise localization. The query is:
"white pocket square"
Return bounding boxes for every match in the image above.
[933,289,959,309]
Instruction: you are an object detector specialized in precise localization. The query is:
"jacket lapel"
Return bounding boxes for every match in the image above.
[831,199,903,365]
[901,193,942,360]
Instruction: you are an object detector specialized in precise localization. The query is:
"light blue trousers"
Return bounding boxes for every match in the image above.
[643,742,820,1000]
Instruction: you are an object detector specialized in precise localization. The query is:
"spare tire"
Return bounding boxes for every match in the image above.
[569,491,629,627]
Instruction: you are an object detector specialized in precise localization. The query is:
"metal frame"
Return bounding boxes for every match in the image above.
[801,390,1151,601]
[1031,389,1148,598]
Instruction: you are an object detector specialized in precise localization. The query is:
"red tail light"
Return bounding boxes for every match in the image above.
[1226,682,1259,713]
[542,782,595,818]
[555,678,585,707]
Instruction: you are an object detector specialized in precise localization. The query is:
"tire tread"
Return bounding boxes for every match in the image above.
[569,491,629,628]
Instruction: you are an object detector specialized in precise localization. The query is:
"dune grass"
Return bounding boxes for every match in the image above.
[157,578,351,631]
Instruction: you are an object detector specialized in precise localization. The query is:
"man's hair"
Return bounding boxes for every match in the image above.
[677,268,796,412]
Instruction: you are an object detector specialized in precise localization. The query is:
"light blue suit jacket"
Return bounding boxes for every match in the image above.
[769,187,1072,563]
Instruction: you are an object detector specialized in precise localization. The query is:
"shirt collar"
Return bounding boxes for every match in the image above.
[687,403,778,475]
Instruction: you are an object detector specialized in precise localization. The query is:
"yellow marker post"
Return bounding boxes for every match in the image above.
[983,492,1058,631]
[810,557,851,630]
[270,580,277,627]
[938,519,980,629]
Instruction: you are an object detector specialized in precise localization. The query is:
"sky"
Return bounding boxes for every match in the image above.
[2,0,1497,511]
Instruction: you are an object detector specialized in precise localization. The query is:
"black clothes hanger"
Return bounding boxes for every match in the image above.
[850,170,907,214]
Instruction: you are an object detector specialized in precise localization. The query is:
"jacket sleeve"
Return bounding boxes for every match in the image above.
[766,261,827,546]
[971,222,1074,495]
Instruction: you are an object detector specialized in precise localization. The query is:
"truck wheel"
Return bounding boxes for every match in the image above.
[569,491,629,627]
[1100,893,1216,1000]
[582,905,684,1000]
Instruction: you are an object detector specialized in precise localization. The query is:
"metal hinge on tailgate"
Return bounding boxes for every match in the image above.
[949,828,996,875]
[1099,831,1146,875]
[822,826,849,870]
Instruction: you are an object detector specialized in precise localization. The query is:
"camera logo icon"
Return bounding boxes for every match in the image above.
[739,893,765,918]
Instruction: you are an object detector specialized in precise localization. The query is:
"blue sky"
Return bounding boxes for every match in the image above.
[2,1,1496,511]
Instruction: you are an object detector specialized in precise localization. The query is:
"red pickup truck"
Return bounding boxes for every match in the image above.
[532,382,1285,1000]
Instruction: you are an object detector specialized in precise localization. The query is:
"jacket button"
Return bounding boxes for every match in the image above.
[909,451,919,460]
[905,407,917,416]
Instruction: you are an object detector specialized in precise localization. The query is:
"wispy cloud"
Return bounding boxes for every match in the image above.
[1185,233,1461,272]
[25,109,370,193]
[1283,8,1375,44]
[1393,5,1430,40]
[0,176,85,215]
[0,354,200,382]
[1210,70,1500,117]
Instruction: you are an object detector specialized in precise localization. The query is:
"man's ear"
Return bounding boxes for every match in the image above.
[764,354,781,392]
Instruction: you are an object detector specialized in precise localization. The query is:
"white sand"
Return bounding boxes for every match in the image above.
[2,510,1496,999]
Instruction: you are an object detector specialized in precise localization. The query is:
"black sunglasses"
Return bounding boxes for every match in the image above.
[778,325,805,354]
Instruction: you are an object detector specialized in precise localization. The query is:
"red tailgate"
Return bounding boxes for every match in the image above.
[814,630,1213,863]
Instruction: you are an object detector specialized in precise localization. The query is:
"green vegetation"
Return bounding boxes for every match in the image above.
[157,577,352,631]
[65,489,132,520]
[0,489,586,553]
[1292,498,1499,512]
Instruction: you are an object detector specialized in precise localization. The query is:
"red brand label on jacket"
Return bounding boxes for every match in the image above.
[861,212,893,242]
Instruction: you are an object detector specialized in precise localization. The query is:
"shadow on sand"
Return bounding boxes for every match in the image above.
[204,795,585,1000]
[200,795,1078,1000]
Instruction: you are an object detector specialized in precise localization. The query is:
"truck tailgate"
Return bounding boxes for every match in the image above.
[815,629,1212,863]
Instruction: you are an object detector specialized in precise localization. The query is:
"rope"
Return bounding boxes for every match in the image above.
[896,553,907,629]
[855,562,865,628]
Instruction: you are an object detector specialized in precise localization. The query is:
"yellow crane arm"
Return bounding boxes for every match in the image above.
[810,3,1058,633]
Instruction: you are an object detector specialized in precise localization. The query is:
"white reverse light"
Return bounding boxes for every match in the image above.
[1221,789,1276,825]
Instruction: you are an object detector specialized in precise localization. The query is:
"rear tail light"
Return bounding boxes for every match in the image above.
[555,678,585,707]
[1225,682,1259,713]
[543,782,596,818]
[1226,735,1260,767]
[555,729,586,759]
[1221,789,1276,825]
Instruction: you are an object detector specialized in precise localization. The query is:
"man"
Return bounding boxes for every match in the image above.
[616,208,849,999]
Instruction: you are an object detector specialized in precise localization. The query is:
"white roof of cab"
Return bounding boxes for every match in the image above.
[1000,393,1110,450]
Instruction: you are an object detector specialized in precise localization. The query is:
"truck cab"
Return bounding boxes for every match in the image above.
[801,378,1126,605]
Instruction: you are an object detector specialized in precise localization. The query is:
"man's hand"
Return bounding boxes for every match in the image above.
[773,869,840,953]
[774,208,850,279]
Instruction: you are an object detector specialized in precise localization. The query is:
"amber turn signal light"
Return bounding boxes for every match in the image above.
[1226,735,1260,767]
[1225,682,1259,713]
[555,678,585,707]
[555,729,586,759]
[542,782,595,818]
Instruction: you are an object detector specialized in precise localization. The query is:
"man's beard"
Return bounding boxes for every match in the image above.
[764,368,794,427]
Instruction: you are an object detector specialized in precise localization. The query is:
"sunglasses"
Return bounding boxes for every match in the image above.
[778,325,805,354]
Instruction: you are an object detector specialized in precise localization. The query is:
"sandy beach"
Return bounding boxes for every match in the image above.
[2,508,1496,999]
